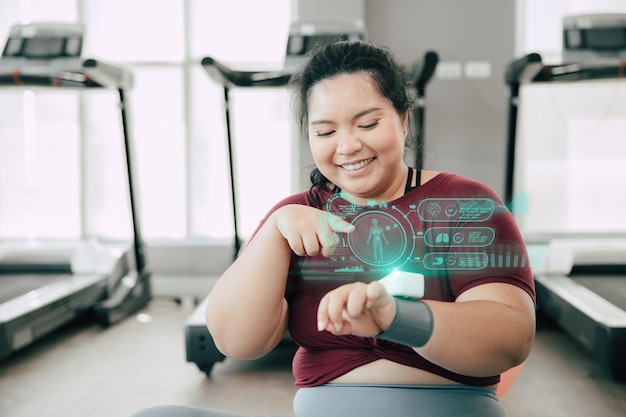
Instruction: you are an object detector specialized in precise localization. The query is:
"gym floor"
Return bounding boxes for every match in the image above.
[1,276,625,417]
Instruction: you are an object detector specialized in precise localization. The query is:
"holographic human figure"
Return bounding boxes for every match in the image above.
[366,218,389,263]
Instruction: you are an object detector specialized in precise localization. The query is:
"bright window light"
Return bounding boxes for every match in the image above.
[0,0,293,242]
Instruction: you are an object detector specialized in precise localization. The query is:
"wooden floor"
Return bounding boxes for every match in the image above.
[1,291,625,417]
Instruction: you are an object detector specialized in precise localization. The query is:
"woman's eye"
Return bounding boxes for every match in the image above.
[359,120,379,129]
[316,130,335,137]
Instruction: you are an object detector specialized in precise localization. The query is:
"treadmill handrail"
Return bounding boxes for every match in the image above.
[82,58,133,90]
[0,57,133,90]
[538,238,626,275]
[201,56,293,89]
[529,60,626,82]
[505,52,543,86]
[411,50,439,90]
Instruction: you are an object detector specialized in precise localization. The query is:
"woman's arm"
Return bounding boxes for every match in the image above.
[418,283,535,376]
[205,211,292,360]
[317,281,535,377]
[206,204,353,360]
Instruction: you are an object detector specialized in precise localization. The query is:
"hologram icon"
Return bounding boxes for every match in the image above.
[366,218,390,263]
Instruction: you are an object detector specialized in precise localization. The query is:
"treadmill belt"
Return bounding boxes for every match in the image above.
[572,276,626,309]
[0,274,71,304]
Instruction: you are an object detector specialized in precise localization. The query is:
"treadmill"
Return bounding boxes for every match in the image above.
[409,50,439,170]
[200,20,367,261]
[184,21,439,375]
[0,23,151,361]
[504,14,626,381]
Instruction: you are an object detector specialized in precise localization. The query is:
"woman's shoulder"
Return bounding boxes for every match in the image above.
[419,169,441,185]
[421,170,501,201]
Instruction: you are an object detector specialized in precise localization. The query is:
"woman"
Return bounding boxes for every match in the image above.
[131,40,535,417]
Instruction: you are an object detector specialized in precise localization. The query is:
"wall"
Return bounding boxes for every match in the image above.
[291,0,364,22]
[365,0,516,197]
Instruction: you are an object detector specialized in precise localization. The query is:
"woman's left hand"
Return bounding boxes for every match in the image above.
[317,281,397,337]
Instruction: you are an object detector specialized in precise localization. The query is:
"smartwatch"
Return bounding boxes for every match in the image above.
[378,270,425,299]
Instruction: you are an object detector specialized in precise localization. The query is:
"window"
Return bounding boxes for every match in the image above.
[0,0,293,241]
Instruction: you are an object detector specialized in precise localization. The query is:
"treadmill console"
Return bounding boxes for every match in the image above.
[0,22,133,90]
[1,22,85,79]
[284,20,366,70]
[2,22,83,60]
[563,13,626,62]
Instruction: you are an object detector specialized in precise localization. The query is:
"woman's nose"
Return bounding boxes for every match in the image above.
[337,131,362,154]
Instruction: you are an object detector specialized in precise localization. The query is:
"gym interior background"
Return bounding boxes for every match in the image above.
[1,1,626,417]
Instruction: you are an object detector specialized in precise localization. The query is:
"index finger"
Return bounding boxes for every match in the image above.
[320,213,355,234]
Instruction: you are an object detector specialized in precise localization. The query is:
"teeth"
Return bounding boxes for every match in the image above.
[343,158,373,171]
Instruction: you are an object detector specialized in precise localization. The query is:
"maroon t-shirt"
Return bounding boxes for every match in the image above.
[253,172,535,388]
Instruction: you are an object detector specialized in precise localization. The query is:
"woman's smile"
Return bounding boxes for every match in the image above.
[340,157,375,172]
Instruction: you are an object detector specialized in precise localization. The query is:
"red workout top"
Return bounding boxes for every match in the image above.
[253,172,535,388]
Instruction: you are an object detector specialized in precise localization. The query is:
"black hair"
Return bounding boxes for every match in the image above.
[288,40,417,206]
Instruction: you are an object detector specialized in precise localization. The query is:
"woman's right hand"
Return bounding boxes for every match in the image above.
[272,204,354,257]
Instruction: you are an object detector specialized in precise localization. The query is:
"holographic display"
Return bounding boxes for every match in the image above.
[301,193,527,282]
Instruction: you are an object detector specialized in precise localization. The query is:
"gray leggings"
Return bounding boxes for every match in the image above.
[129,384,505,417]
[129,406,285,417]
[294,384,505,417]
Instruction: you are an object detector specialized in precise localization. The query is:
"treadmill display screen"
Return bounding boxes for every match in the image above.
[566,28,626,50]
[287,34,358,57]
[22,37,66,58]
[585,28,626,49]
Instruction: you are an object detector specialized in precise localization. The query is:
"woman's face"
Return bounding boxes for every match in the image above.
[307,72,409,204]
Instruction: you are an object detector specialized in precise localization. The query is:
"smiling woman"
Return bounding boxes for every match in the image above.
[129,40,536,417]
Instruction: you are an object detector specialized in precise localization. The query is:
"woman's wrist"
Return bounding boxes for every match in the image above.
[376,298,434,347]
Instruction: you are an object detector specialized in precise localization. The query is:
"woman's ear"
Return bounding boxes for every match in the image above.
[402,111,409,136]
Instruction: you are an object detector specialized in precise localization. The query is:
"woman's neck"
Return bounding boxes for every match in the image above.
[331,165,411,206]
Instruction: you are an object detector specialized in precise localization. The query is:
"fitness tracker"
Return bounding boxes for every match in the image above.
[378,270,425,299]
[377,270,432,347]
[376,298,434,347]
